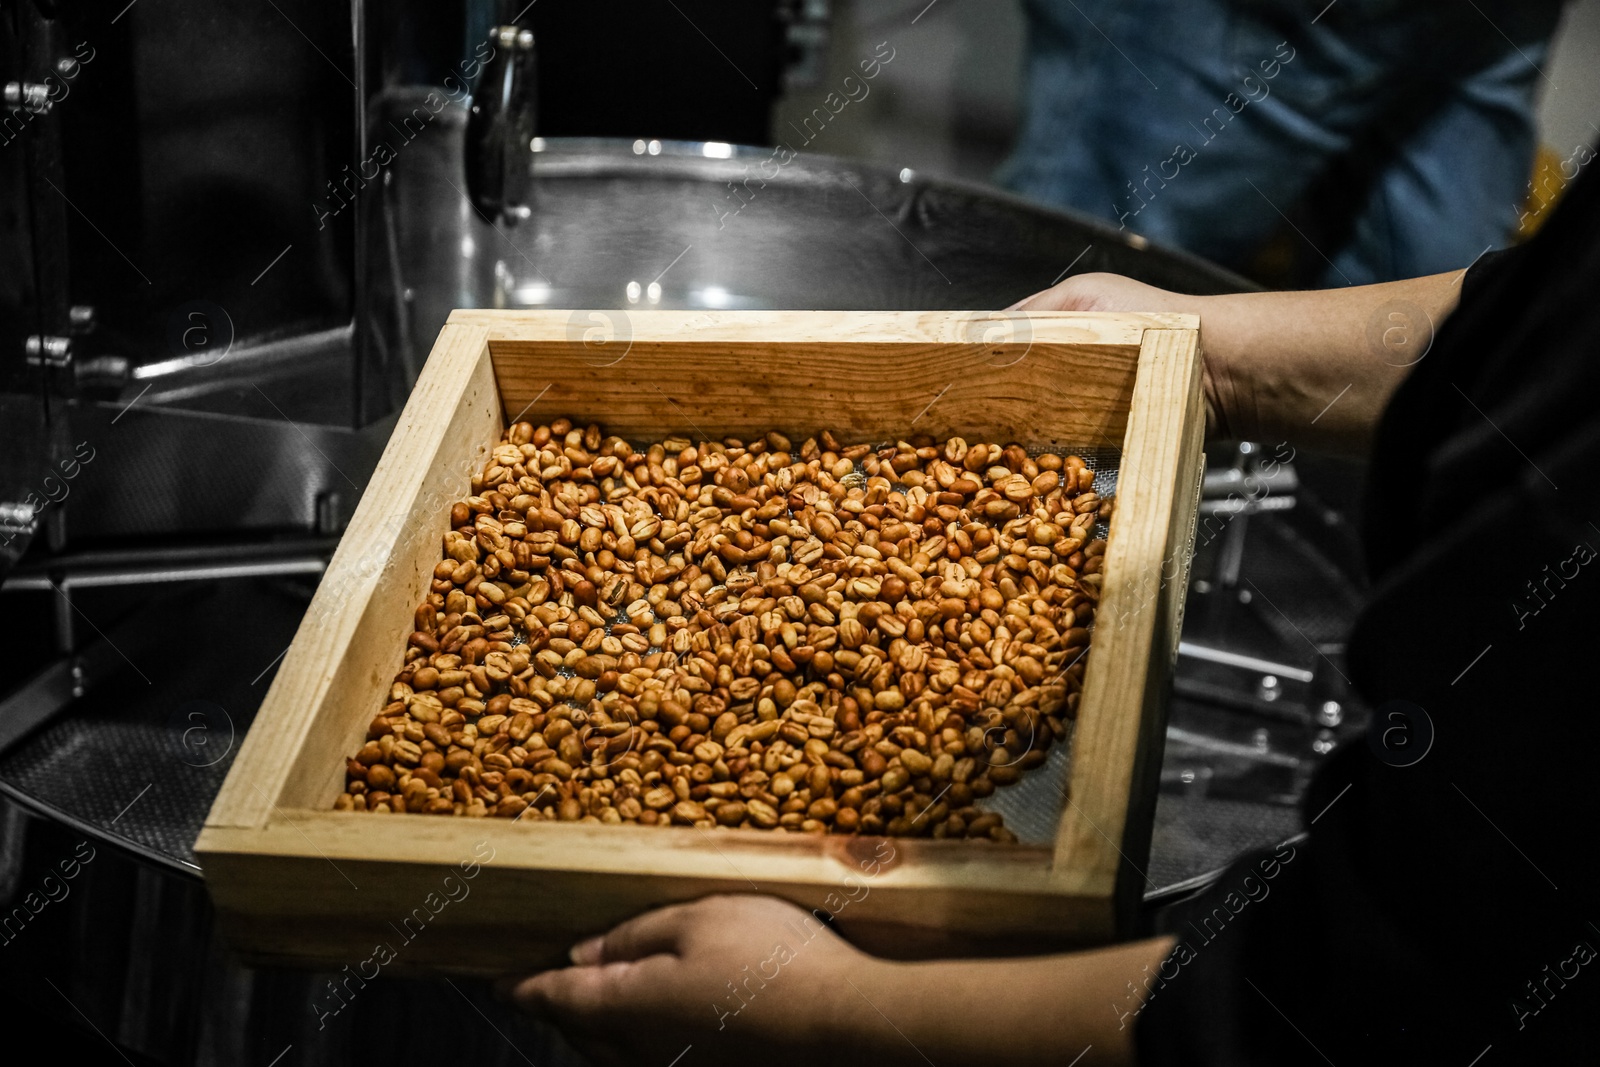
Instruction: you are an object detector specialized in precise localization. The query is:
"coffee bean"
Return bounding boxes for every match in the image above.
[335,421,1106,841]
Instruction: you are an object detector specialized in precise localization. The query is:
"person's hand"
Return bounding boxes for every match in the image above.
[508,894,885,1067]
[1008,272,1238,438]
[1007,271,1199,317]
[512,892,1179,1066]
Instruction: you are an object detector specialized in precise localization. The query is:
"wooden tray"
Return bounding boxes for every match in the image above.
[198,309,1204,973]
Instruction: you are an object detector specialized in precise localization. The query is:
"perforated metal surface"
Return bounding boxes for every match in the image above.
[0,579,307,871]
[967,447,1115,844]
[1146,789,1305,892]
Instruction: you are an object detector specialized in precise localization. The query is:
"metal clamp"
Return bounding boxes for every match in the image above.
[4,81,52,114]
[24,334,72,367]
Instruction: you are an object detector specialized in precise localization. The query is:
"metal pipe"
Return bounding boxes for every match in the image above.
[1,541,335,592]
[3,557,328,592]
[1177,640,1315,684]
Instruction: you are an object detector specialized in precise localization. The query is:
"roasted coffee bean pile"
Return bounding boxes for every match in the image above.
[335,419,1108,839]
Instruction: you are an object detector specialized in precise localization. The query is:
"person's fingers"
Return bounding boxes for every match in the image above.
[511,960,608,1018]
[1010,273,1185,315]
[1006,279,1104,312]
[576,897,722,965]
[1006,289,1059,311]
[511,953,679,1023]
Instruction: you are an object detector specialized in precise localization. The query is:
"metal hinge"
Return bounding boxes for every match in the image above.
[3,82,52,114]
[25,335,72,368]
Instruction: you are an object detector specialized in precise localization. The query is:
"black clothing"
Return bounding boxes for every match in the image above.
[1137,166,1600,1063]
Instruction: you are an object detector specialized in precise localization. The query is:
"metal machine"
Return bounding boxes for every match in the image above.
[0,1,1368,1060]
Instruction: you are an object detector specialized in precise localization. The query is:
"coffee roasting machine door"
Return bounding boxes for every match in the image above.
[2,0,374,551]
[0,0,800,555]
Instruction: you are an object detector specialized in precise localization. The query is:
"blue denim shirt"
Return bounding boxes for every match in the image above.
[998,0,1566,286]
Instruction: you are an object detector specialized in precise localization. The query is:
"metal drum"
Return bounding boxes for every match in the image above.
[0,133,1365,1063]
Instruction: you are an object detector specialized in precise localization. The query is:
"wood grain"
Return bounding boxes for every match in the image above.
[201,309,1205,969]
[201,815,1111,974]
[471,310,1194,448]
[203,324,499,830]
[1048,328,1203,924]
[446,307,1199,340]
[1114,332,1208,928]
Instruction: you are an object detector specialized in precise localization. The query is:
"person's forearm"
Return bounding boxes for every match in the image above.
[1195,272,1461,452]
[843,936,1177,1066]
[1012,269,1467,453]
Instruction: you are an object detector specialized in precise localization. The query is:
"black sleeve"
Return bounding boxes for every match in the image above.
[1135,172,1600,1064]
[1459,245,1519,302]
